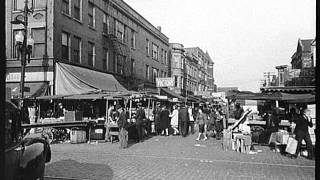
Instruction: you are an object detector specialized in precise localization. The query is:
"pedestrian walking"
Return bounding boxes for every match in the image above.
[292,106,314,159]
[215,107,224,140]
[188,105,195,134]
[117,106,129,148]
[169,105,179,135]
[195,108,208,141]
[207,107,217,138]
[135,102,146,142]
[153,102,162,135]
[178,104,189,137]
[159,105,170,136]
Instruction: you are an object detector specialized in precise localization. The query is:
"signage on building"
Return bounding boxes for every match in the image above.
[6,72,53,82]
[172,98,179,102]
[156,77,174,87]
[212,92,225,99]
[194,91,212,98]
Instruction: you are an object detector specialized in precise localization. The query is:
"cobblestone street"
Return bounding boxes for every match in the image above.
[44,134,315,180]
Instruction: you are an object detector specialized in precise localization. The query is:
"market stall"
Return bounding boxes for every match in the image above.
[224,90,316,155]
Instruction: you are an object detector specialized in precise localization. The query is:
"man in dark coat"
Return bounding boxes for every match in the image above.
[135,102,146,142]
[292,107,314,159]
[178,104,189,137]
[234,103,244,120]
[153,102,162,135]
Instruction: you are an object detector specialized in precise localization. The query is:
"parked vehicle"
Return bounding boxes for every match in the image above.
[5,101,51,180]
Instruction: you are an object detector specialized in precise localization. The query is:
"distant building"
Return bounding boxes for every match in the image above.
[184,47,215,95]
[168,45,215,99]
[169,43,185,95]
[261,38,315,93]
[291,39,314,69]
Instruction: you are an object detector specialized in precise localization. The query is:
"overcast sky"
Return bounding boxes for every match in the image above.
[125,0,316,92]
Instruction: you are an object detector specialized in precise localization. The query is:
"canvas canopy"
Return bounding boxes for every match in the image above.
[55,62,128,95]
[226,90,315,103]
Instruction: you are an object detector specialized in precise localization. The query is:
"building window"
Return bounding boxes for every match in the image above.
[73,0,81,20]
[103,13,108,34]
[146,39,150,56]
[88,42,95,66]
[34,0,46,9]
[61,32,70,60]
[62,0,70,15]
[103,48,109,70]
[152,68,158,82]
[115,20,124,42]
[165,51,168,64]
[72,36,81,63]
[14,0,32,11]
[146,65,150,80]
[131,29,136,49]
[161,49,164,63]
[131,59,135,76]
[152,43,158,60]
[116,54,125,74]
[12,29,23,58]
[174,76,178,87]
[88,2,95,27]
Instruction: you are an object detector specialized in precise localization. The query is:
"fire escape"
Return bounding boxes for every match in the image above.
[102,22,134,89]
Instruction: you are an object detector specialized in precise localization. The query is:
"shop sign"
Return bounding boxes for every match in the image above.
[172,98,179,102]
[6,72,53,82]
[156,77,174,87]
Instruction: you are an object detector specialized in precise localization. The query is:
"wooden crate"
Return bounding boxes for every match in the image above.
[90,128,105,140]
[64,111,83,122]
[70,129,86,143]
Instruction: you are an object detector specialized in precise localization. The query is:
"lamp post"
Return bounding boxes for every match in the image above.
[11,0,34,109]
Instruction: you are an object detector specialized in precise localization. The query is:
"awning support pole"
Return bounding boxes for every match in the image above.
[147,98,150,119]
[226,99,230,129]
[129,99,132,119]
[106,99,109,123]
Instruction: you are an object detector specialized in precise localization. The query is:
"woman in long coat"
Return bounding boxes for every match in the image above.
[169,105,179,135]
[159,105,170,136]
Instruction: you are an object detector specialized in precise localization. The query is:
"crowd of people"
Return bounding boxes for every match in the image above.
[112,101,228,149]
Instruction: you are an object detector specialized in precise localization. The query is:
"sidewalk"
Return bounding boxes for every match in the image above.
[44,134,315,180]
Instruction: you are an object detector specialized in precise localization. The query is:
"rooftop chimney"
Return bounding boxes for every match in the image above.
[157,26,161,32]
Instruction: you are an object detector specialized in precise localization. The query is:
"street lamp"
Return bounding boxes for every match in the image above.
[11,0,34,109]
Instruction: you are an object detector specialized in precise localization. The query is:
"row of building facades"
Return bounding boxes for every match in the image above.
[5,0,216,98]
[261,38,316,92]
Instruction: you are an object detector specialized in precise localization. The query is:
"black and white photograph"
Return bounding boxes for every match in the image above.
[4,0,317,179]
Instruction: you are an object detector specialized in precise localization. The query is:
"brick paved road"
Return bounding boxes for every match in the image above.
[44,134,315,180]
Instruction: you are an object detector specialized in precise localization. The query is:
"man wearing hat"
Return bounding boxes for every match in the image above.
[178,103,189,137]
[234,103,244,120]
[135,102,146,142]
[153,102,162,135]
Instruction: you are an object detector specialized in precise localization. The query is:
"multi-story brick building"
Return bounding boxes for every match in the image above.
[184,47,214,96]
[5,0,169,97]
[169,43,185,95]
[168,45,215,99]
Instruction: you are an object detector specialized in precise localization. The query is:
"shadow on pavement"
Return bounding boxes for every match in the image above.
[45,159,113,180]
